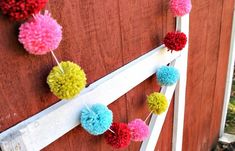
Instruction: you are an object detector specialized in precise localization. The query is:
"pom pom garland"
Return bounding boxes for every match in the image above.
[147,92,168,115]
[80,104,113,135]
[104,123,131,149]
[47,61,87,99]
[163,32,187,52]
[2,0,189,148]
[0,0,48,20]
[169,0,192,17]
[19,11,62,55]
[156,66,180,86]
[128,119,149,141]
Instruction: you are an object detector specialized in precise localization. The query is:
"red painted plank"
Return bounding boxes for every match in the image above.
[183,0,234,150]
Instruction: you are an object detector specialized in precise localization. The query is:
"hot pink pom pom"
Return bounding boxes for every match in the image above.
[169,0,192,17]
[19,10,62,55]
[128,119,150,141]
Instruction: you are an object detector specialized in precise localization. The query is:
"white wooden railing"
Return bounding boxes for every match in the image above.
[0,15,189,151]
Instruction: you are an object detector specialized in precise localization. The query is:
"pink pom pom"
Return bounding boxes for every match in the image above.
[169,0,192,17]
[19,10,62,55]
[128,119,149,141]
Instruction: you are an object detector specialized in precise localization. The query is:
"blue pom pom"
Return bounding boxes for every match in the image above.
[80,104,113,135]
[156,66,180,86]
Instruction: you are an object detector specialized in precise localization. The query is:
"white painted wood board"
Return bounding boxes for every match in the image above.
[219,133,235,143]
[0,45,180,151]
[172,14,189,151]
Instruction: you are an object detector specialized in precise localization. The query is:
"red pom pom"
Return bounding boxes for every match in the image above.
[163,32,187,51]
[0,0,48,20]
[104,122,131,149]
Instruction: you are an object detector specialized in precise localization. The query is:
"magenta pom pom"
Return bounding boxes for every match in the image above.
[169,0,192,17]
[19,10,62,55]
[128,119,149,141]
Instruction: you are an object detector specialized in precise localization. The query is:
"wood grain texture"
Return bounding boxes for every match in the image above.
[183,0,234,151]
[195,0,223,150]
[209,0,234,148]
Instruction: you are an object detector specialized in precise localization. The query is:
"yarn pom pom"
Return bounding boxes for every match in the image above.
[147,92,168,115]
[128,119,149,141]
[47,61,86,99]
[80,104,113,135]
[104,123,131,149]
[19,11,62,55]
[156,66,180,86]
[169,0,192,17]
[0,0,48,20]
[163,32,187,52]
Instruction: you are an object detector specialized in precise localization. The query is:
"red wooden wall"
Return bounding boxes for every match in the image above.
[0,0,234,150]
[183,0,234,150]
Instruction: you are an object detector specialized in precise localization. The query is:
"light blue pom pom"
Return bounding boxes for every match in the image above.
[80,103,113,135]
[156,66,180,86]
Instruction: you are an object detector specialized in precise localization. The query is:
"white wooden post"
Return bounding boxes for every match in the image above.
[172,15,190,151]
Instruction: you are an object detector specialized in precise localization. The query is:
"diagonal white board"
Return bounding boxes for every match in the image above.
[140,61,178,151]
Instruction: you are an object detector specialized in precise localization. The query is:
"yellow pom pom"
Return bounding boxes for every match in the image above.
[47,61,87,99]
[147,92,168,115]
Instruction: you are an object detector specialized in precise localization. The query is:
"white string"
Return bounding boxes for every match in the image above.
[108,128,115,134]
[144,111,153,123]
[84,103,93,113]
[50,50,64,73]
